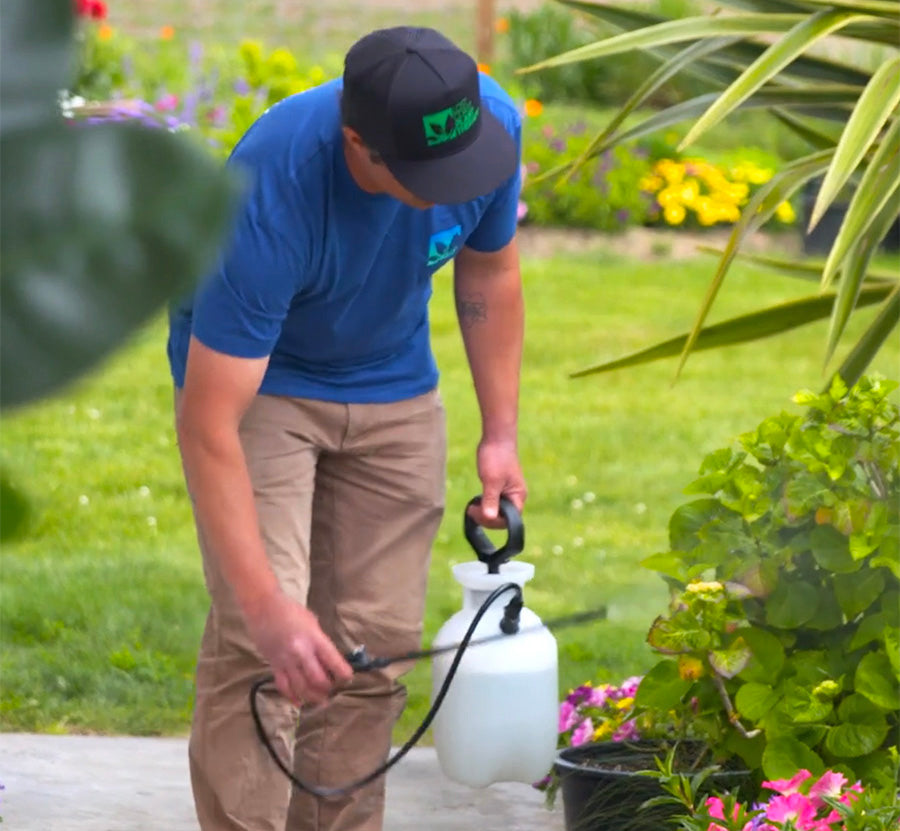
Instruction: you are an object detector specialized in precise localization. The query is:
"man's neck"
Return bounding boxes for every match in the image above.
[342,137,380,195]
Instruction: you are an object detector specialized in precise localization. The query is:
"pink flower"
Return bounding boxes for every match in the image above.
[612,720,639,742]
[559,700,578,732]
[570,718,594,747]
[588,684,610,707]
[619,676,642,698]
[809,771,847,805]
[706,796,740,822]
[155,94,179,112]
[765,793,818,828]
[762,769,813,795]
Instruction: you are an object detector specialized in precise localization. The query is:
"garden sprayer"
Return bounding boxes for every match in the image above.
[250,496,607,797]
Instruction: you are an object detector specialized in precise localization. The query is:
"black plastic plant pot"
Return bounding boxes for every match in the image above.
[554,741,751,831]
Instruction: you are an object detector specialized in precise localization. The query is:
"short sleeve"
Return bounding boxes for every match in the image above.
[463,96,522,253]
[191,155,311,359]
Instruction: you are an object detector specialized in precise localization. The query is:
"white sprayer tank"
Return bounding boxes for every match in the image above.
[431,560,558,788]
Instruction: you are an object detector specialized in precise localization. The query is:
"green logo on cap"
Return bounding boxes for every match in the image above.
[422,98,479,147]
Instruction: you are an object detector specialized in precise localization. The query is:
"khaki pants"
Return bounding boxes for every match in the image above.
[181,390,447,831]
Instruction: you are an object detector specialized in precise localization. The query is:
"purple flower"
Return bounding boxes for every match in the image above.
[559,700,578,732]
[189,40,204,68]
[616,209,630,225]
[550,138,565,152]
[619,676,642,698]
[612,719,639,742]
[587,685,610,708]
[233,78,251,95]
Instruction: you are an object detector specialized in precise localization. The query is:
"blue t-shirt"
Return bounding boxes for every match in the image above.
[167,75,522,404]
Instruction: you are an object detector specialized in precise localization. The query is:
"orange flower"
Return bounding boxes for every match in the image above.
[477,62,491,75]
[159,24,175,40]
[97,23,114,41]
[494,16,510,34]
[523,98,543,118]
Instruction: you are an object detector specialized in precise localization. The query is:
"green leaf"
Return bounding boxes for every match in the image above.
[669,498,730,551]
[738,627,786,682]
[820,120,900,291]
[0,123,240,409]
[827,693,890,757]
[805,585,845,631]
[0,470,30,541]
[799,0,900,19]
[647,614,711,654]
[833,282,900,390]
[670,149,834,380]
[519,13,807,73]
[811,524,859,573]
[709,637,752,678]
[571,286,889,378]
[811,60,900,232]
[771,108,844,151]
[735,682,780,721]
[855,652,900,710]
[639,551,689,583]
[780,681,834,723]
[697,246,898,283]
[884,627,900,675]
[634,660,694,712]
[766,579,819,628]
[762,736,825,779]
[563,35,740,184]
[823,179,900,367]
[0,0,74,134]
[849,612,887,651]
[834,567,886,618]
[680,10,867,149]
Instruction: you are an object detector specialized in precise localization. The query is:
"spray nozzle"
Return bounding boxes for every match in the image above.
[499,593,524,635]
[463,496,525,574]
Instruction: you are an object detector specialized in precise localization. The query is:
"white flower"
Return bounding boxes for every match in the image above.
[583,491,596,503]
[147,516,157,527]
[573,537,584,548]
[565,475,578,486]
[571,498,583,511]
[86,408,101,420]
[78,494,89,506]
[138,486,151,498]
[634,502,647,515]
[552,545,564,556]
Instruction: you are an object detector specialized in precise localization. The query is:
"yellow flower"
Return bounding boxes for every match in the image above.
[615,697,634,710]
[159,24,175,40]
[664,203,686,225]
[593,721,614,740]
[97,23,114,41]
[656,186,681,207]
[656,159,684,185]
[477,62,491,75]
[309,65,326,84]
[775,200,797,224]
[639,175,664,192]
[524,99,543,118]
[686,580,724,593]
[494,16,510,34]
[267,48,298,75]
[679,179,700,206]
[678,655,705,681]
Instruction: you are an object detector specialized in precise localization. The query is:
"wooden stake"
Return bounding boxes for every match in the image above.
[476,0,495,65]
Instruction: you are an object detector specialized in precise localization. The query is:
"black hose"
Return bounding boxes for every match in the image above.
[250,582,523,798]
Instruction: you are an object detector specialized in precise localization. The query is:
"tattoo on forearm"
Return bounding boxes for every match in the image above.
[457,292,487,328]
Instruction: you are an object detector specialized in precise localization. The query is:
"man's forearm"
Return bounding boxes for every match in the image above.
[177,421,280,615]
[454,244,524,443]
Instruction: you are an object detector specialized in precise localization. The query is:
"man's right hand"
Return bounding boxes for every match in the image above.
[244,591,354,706]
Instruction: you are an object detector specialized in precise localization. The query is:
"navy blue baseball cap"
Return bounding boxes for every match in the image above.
[341,27,518,205]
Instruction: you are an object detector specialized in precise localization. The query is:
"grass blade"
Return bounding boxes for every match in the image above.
[809,58,900,230]
[833,283,900,389]
[571,286,891,377]
[798,0,900,18]
[824,186,900,364]
[820,118,900,288]
[518,14,806,73]
[679,10,867,149]
[673,150,834,378]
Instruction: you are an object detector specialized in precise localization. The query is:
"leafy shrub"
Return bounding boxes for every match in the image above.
[523,118,654,231]
[635,375,900,787]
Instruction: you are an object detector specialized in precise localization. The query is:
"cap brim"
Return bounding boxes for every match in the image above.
[385,110,518,205]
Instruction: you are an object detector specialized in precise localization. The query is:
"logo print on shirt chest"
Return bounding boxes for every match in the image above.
[427,225,462,267]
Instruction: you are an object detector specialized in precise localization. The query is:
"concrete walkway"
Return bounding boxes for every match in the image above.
[0,733,564,831]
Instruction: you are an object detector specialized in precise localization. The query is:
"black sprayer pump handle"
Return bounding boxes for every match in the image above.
[464,495,525,574]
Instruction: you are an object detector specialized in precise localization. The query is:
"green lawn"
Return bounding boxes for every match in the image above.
[2,238,898,740]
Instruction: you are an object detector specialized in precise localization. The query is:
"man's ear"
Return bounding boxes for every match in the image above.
[342,126,366,149]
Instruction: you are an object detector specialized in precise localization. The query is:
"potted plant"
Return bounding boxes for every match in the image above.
[538,676,750,831]
[637,375,899,788]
